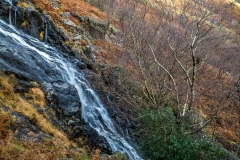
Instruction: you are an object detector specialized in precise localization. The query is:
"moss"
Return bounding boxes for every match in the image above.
[111,152,128,160]
[12,143,26,151]
[39,31,44,41]
[17,2,30,8]
[21,20,29,28]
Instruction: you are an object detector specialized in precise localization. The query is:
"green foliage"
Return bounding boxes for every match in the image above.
[111,151,128,160]
[138,107,231,160]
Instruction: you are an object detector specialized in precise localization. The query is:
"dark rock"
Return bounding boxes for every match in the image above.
[51,80,81,115]
[11,112,51,142]
[71,48,80,58]
[18,79,35,87]
[101,152,128,160]
[9,8,45,39]
[41,82,58,106]
[14,86,28,93]
[87,17,107,39]
[0,43,48,82]
[28,10,44,38]
[77,61,87,70]
[47,20,72,53]
[83,124,112,154]
[0,0,12,22]
[85,45,94,55]
[14,79,35,93]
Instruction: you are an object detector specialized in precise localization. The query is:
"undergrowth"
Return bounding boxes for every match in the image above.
[0,111,91,160]
[138,107,236,160]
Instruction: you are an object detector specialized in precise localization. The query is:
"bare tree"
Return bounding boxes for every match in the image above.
[109,0,232,132]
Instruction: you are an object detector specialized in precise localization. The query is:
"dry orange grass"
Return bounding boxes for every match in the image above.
[0,112,13,146]
[25,88,45,108]
[0,73,91,159]
[29,0,107,28]
[193,65,240,146]
[60,0,107,20]
[93,39,122,64]
[0,74,69,144]
[91,149,101,160]
[0,128,86,160]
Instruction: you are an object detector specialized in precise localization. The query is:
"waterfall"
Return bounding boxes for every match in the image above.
[8,6,12,25]
[44,22,48,42]
[5,0,12,6]
[0,19,142,160]
[7,0,13,25]
[13,7,17,26]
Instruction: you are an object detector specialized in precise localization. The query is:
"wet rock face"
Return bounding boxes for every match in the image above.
[83,124,112,154]
[0,1,136,156]
[0,1,45,38]
[12,112,51,142]
[22,10,45,39]
[0,21,83,141]
[0,42,47,81]
[51,81,82,116]
[0,0,11,21]
[46,19,73,54]
[0,0,71,55]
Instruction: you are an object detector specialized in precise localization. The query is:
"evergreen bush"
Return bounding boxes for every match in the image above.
[138,107,231,160]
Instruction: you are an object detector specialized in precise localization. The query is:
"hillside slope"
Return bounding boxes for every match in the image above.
[0,0,239,159]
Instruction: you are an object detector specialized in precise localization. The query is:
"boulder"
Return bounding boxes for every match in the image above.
[63,19,76,27]
[61,12,70,19]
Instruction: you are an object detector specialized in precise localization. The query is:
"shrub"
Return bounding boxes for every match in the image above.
[138,107,231,160]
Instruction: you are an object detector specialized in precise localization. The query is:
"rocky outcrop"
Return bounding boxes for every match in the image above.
[0,0,120,70]
[0,0,134,157]
[0,0,75,55]
[12,112,52,142]
[0,17,115,156]
[83,124,112,154]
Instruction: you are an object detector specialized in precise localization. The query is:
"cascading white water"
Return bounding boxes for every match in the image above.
[0,19,142,160]
[5,0,12,6]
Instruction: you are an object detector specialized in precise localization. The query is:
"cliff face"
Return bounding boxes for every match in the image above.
[0,0,129,159]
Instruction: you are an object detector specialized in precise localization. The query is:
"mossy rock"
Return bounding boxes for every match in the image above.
[100,152,128,160]
[111,152,128,160]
